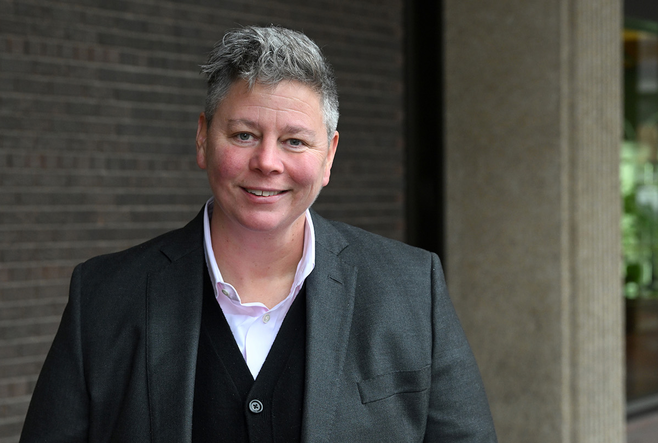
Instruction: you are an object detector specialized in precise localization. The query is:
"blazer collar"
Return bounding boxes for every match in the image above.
[302,211,358,442]
[146,208,206,442]
[145,208,359,443]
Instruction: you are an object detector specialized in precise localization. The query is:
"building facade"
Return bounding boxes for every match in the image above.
[0,0,622,442]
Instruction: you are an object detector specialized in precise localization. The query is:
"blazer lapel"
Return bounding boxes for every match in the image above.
[146,212,206,443]
[302,212,358,443]
[143,209,358,442]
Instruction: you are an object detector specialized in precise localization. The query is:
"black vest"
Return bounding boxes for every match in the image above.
[191,274,306,443]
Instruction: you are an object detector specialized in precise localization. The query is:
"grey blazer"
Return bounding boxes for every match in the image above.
[21,208,497,442]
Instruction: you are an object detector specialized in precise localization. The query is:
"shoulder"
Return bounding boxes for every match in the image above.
[311,210,440,275]
[77,208,204,286]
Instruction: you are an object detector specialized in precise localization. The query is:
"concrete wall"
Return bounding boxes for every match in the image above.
[444,0,623,442]
[0,1,404,440]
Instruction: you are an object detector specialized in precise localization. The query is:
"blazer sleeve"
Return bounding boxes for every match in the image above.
[20,264,89,442]
[424,253,498,442]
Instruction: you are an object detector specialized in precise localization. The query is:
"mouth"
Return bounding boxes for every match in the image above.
[245,188,285,197]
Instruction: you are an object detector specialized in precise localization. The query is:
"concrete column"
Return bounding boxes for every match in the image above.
[444,1,623,442]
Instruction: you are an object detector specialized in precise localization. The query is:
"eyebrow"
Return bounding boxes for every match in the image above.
[226,119,259,130]
[281,125,316,140]
[226,119,317,140]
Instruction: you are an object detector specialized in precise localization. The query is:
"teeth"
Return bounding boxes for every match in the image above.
[247,189,281,197]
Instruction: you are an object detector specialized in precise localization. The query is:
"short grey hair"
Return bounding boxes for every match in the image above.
[201,26,339,138]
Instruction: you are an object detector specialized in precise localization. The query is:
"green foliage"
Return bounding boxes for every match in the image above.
[622,139,658,299]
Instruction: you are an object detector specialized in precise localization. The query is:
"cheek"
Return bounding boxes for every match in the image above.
[207,149,243,181]
[287,158,327,188]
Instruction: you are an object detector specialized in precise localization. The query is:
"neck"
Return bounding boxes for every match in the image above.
[210,213,306,307]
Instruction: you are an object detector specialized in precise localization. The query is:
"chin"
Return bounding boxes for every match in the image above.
[237,213,298,233]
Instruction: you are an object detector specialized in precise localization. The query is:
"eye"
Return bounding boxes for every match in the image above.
[287,138,304,147]
[237,133,252,141]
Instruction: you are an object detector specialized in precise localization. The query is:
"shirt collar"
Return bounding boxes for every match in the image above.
[202,197,316,307]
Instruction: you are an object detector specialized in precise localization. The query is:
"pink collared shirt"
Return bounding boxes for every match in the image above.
[202,198,316,379]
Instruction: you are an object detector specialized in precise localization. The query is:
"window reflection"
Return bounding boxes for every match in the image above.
[623,26,658,404]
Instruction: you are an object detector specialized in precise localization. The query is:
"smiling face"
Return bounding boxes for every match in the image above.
[196,80,339,238]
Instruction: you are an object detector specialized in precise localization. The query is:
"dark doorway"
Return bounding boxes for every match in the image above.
[404,0,444,259]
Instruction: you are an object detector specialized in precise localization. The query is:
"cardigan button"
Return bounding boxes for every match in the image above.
[248,399,263,414]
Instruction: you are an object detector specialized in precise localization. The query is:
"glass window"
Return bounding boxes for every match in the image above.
[623,20,658,408]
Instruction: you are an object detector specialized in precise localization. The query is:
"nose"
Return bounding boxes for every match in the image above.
[249,136,284,175]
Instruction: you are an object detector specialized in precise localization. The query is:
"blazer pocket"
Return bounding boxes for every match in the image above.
[357,365,431,404]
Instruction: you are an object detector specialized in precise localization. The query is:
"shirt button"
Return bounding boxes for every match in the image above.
[249,399,263,414]
[263,313,271,324]
[221,289,229,296]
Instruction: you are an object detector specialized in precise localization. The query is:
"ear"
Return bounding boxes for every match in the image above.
[195,113,209,170]
[322,131,339,187]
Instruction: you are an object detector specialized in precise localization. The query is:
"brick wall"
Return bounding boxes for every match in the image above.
[0,0,404,440]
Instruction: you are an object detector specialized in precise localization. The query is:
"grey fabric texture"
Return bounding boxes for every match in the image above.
[20,207,497,443]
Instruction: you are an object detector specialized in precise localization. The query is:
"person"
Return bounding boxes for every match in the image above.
[20,26,497,442]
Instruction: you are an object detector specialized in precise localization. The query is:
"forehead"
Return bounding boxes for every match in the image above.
[216,80,324,125]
